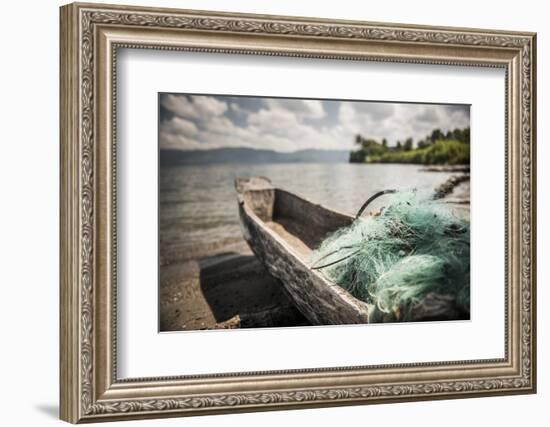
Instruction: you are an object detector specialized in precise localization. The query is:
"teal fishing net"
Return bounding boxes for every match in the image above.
[311,190,470,322]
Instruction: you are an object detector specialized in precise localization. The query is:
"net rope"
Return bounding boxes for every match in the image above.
[311,189,470,322]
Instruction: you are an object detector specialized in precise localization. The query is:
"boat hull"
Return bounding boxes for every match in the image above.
[236,178,370,325]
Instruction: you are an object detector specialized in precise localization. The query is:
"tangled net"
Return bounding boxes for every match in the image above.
[311,189,470,322]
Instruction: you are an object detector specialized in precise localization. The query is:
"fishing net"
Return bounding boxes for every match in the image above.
[311,189,470,322]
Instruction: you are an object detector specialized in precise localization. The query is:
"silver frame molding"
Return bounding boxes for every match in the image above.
[60,2,537,423]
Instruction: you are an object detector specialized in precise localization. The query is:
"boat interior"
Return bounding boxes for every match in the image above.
[243,187,353,259]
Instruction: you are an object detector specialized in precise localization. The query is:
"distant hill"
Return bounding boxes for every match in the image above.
[160,147,349,165]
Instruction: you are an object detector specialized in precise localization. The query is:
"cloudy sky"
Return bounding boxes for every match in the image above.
[159,93,470,152]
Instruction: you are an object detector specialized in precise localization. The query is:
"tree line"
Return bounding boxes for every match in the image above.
[349,127,470,165]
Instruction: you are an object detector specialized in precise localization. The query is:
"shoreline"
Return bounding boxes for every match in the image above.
[421,165,470,173]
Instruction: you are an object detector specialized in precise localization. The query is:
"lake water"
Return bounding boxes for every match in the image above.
[159,163,456,264]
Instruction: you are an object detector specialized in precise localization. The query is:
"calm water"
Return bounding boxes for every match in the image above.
[160,163,455,263]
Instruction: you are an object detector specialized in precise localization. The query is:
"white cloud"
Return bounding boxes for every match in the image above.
[229,102,246,115]
[353,102,395,120]
[161,116,199,137]
[415,106,440,123]
[263,98,326,120]
[159,94,469,152]
[248,108,300,134]
[160,94,228,120]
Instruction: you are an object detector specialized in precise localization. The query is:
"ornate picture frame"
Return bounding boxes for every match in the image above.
[60,2,536,423]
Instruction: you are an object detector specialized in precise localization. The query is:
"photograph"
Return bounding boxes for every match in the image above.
[57,3,536,421]
[159,93,471,331]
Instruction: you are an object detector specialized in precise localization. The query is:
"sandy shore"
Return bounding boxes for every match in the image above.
[160,240,308,331]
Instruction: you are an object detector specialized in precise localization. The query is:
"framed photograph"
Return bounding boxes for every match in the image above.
[60,2,537,423]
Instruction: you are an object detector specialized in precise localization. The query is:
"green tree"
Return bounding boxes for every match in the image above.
[461,127,470,144]
[430,129,444,142]
[362,139,385,155]
[349,150,365,163]
[349,126,470,165]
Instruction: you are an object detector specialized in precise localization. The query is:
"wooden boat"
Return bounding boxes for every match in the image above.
[235,176,370,325]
